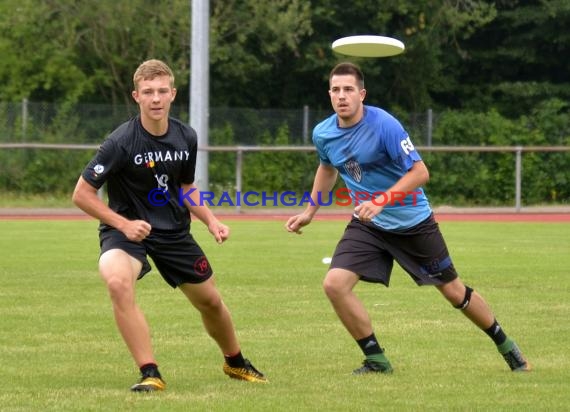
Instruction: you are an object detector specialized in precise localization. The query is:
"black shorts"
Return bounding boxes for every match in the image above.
[330,214,458,286]
[99,228,213,288]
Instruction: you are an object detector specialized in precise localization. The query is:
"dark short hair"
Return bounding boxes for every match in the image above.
[329,62,365,89]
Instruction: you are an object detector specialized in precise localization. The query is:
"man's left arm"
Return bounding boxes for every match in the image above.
[180,182,229,244]
[355,160,429,222]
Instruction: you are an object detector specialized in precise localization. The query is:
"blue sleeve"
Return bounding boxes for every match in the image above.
[313,132,331,165]
[382,116,422,172]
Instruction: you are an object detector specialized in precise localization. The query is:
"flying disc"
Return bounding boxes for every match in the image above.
[332,35,405,58]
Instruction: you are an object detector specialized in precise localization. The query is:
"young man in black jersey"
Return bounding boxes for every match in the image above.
[72,59,267,391]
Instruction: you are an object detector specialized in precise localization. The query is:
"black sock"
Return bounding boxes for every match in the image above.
[484,319,507,346]
[224,351,246,367]
[140,363,161,379]
[356,333,383,356]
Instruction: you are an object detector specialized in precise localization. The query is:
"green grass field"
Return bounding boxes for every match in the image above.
[0,218,569,411]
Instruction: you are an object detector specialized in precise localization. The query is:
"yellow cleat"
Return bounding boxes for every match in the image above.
[223,359,268,383]
[130,376,166,392]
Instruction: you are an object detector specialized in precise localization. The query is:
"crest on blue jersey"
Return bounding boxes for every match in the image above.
[344,160,362,182]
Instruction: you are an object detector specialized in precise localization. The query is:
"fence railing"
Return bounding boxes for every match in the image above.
[202,145,570,212]
[2,143,569,212]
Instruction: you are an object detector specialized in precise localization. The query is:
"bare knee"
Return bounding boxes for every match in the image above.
[99,250,139,302]
[103,275,133,301]
[196,293,224,314]
[181,281,224,314]
[323,269,357,301]
[323,275,339,300]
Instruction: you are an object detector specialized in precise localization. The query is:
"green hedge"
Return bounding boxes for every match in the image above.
[0,149,94,195]
[1,103,568,206]
[424,101,569,205]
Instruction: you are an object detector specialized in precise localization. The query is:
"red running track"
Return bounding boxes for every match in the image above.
[1,211,569,222]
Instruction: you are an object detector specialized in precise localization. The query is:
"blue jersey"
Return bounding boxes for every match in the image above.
[313,105,432,230]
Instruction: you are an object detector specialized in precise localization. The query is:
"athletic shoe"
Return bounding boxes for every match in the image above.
[223,359,268,383]
[501,343,531,372]
[130,376,166,392]
[353,359,393,375]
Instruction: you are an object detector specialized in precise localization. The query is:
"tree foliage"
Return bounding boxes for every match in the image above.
[1,1,568,205]
[209,0,313,107]
[0,0,567,118]
[441,0,570,115]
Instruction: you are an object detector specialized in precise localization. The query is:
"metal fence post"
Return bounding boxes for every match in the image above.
[302,105,309,144]
[22,98,28,141]
[235,148,243,213]
[426,108,432,146]
[515,147,522,212]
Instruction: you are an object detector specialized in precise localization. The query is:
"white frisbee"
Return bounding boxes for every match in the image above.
[332,35,405,58]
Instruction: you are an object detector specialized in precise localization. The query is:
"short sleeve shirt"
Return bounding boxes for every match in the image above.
[82,116,197,231]
[313,105,432,230]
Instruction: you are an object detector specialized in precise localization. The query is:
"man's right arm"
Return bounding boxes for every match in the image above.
[72,177,150,241]
[285,163,338,234]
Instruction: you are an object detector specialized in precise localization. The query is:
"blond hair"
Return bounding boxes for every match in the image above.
[133,59,175,90]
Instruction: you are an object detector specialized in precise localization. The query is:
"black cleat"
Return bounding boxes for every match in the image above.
[353,359,393,375]
[501,342,531,372]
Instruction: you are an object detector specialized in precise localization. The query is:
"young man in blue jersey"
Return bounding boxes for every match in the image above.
[285,62,530,374]
[73,59,266,391]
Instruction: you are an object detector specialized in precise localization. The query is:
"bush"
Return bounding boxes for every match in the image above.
[1,106,568,207]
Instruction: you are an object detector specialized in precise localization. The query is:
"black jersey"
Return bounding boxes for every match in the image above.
[82,116,197,231]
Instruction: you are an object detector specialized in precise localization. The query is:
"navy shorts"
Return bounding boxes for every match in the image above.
[330,214,458,286]
[99,227,213,288]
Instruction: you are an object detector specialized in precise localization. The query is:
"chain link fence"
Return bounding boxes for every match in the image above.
[0,101,434,146]
[1,100,568,208]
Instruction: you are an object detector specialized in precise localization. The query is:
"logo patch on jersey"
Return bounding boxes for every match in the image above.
[91,164,105,179]
[400,137,415,155]
[344,160,362,183]
[153,173,169,193]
